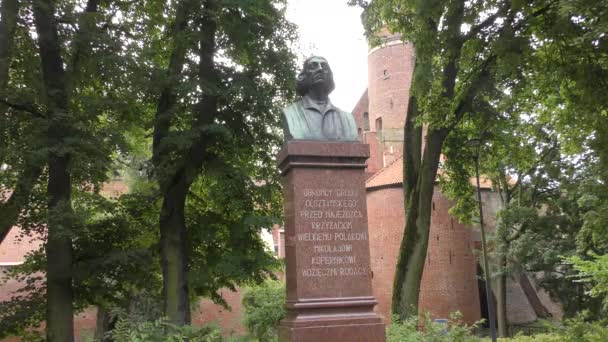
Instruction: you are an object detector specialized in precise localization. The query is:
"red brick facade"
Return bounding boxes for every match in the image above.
[418,188,481,324]
[366,181,481,324]
[367,186,405,320]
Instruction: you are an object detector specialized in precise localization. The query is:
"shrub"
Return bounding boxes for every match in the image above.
[387,312,481,342]
[241,280,286,342]
[495,316,608,342]
[554,316,608,342]
[110,318,224,342]
[497,334,562,342]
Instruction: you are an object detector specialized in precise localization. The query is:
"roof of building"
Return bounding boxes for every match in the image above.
[365,155,494,190]
[366,156,404,189]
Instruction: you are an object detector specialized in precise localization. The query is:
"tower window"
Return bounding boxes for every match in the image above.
[383,69,389,79]
[362,112,370,130]
[375,117,382,132]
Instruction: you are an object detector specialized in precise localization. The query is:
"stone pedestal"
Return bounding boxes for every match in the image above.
[277,141,385,342]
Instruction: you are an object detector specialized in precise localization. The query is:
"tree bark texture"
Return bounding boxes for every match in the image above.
[159,174,191,325]
[33,0,74,340]
[0,0,19,167]
[152,0,192,168]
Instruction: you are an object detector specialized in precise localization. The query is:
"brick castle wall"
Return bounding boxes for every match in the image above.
[367,186,405,321]
[418,187,481,324]
[367,185,481,325]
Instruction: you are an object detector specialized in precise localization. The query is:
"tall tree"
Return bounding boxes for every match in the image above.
[151,0,198,325]
[1,0,148,339]
[32,0,76,339]
[150,0,296,324]
[355,0,533,319]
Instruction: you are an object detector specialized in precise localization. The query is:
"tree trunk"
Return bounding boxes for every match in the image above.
[150,0,193,325]
[33,0,74,340]
[159,173,191,325]
[152,0,191,163]
[0,0,19,166]
[0,0,18,93]
[392,128,446,319]
[46,155,74,342]
[153,0,218,324]
[496,253,508,337]
[94,306,115,341]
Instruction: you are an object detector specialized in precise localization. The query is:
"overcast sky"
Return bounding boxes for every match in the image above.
[286,0,369,111]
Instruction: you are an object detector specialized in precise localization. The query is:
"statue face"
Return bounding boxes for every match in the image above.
[304,56,332,87]
[296,56,335,96]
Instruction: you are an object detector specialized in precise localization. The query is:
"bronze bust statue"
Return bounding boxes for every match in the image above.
[282,56,358,141]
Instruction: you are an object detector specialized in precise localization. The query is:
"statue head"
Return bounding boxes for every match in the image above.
[296,56,336,97]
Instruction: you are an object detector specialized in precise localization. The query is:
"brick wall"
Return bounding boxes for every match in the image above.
[367,186,405,322]
[0,227,42,264]
[193,289,246,337]
[364,131,383,177]
[367,185,481,325]
[418,187,481,324]
[351,89,370,135]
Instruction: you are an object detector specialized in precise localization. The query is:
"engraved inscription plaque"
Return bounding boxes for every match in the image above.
[278,141,385,342]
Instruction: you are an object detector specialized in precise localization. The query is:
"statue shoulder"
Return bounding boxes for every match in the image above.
[334,107,359,141]
[283,101,303,116]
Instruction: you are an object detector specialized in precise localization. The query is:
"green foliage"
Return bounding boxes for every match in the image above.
[496,334,562,342]
[493,317,608,342]
[387,312,481,342]
[110,318,224,342]
[568,254,608,310]
[555,316,608,342]
[510,163,608,318]
[2,0,298,333]
[241,280,285,342]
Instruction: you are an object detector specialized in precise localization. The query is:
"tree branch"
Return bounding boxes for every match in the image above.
[66,0,100,94]
[464,2,509,41]
[509,140,558,196]
[0,99,45,118]
[152,0,193,184]
[0,163,43,244]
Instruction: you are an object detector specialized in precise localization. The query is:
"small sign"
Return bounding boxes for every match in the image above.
[434,319,448,335]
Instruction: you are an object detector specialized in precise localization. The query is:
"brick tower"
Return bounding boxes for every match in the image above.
[352,32,483,325]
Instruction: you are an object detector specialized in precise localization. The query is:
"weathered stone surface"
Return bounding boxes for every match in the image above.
[277,140,385,342]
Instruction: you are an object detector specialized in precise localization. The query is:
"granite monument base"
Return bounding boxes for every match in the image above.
[277,141,385,342]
